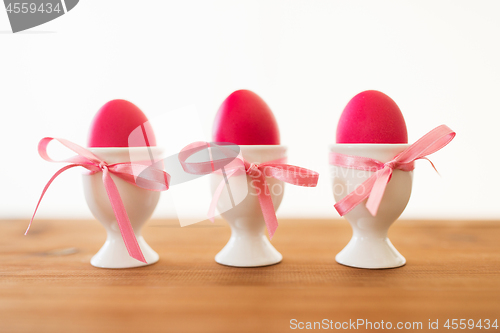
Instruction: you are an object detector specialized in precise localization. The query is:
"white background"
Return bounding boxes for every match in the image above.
[0,0,499,221]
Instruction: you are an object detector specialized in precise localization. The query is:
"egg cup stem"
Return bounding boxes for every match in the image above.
[215,217,282,267]
[91,232,159,269]
[335,222,406,269]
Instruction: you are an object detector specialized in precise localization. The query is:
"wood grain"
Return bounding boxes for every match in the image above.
[0,218,499,333]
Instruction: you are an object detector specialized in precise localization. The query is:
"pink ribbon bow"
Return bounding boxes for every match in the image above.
[330,125,456,217]
[27,137,171,263]
[179,142,319,239]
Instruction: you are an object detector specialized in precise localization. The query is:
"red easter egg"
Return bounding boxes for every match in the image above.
[88,99,156,147]
[213,90,280,145]
[336,90,408,144]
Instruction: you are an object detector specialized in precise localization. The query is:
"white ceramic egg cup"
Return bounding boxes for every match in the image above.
[82,147,162,269]
[330,144,412,269]
[210,145,287,267]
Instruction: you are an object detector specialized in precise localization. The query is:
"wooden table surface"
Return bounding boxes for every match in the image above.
[0,218,499,333]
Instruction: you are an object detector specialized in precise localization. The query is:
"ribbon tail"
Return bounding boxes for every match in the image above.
[334,175,377,216]
[365,168,392,216]
[420,157,440,176]
[102,168,146,263]
[256,175,278,239]
[26,164,81,235]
